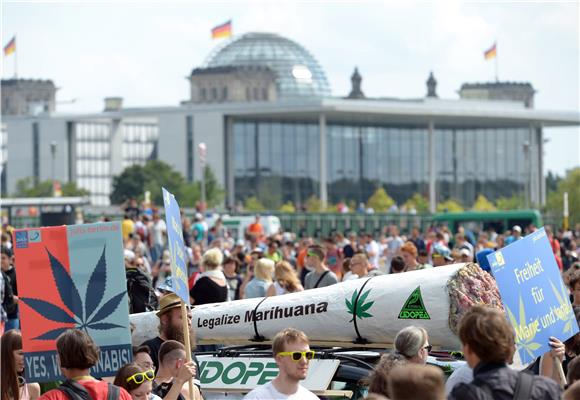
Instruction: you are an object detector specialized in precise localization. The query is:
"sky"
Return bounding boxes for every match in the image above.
[2,0,579,176]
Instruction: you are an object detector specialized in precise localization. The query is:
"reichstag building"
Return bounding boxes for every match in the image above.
[2,32,578,208]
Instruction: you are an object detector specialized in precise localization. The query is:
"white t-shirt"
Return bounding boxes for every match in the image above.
[152,219,167,246]
[365,240,380,269]
[243,381,319,400]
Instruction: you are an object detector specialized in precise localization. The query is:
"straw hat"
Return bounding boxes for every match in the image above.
[156,293,182,317]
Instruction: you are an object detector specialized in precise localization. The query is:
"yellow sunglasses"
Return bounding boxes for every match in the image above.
[277,350,315,362]
[126,369,155,385]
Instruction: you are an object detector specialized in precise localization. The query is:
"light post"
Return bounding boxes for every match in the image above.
[523,141,530,208]
[50,141,57,180]
[198,142,207,210]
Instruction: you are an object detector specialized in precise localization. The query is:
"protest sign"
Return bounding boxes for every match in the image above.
[487,227,579,364]
[162,187,189,303]
[13,222,132,382]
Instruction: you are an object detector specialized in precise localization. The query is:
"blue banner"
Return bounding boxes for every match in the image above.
[162,187,190,303]
[487,227,579,364]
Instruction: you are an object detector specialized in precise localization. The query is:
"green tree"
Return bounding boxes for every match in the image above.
[546,167,580,225]
[437,199,464,213]
[472,194,496,211]
[367,187,395,212]
[305,196,325,212]
[496,194,526,210]
[546,171,562,193]
[110,161,224,207]
[244,196,265,212]
[14,177,89,197]
[279,201,296,213]
[403,193,429,213]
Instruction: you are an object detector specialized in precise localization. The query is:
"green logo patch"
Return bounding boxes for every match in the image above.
[398,286,430,320]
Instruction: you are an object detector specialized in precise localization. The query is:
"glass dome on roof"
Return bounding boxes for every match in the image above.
[203,32,331,99]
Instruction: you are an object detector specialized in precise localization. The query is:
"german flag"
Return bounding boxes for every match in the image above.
[211,20,232,39]
[484,42,497,60]
[4,36,15,56]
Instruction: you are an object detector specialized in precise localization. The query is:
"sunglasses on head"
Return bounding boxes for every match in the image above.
[424,345,433,353]
[126,369,155,385]
[306,252,320,258]
[278,350,315,362]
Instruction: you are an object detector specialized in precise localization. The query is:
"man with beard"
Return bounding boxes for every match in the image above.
[244,328,319,399]
[140,293,200,389]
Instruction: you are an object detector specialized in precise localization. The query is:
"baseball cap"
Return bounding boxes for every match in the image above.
[513,225,522,233]
[124,249,135,262]
[432,244,453,262]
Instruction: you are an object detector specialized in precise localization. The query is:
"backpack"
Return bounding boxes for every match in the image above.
[474,371,534,400]
[127,270,159,313]
[57,379,120,400]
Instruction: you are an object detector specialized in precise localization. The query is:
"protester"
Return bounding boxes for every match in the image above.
[365,353,407,398]
[400,242,420,272]
[393,326,430,364]
[266,261,304,296]
[223,256,243,301]
[1,330,40,400]
[189,248,227,305]
[349,253,382,278]
[125,249,158,313]
[389,256,406,274]
[132,346,155,372]
[140,293,199,378]
[563,381,580,400]
[114,364,161,400]
[243,328,319,399]
[387,364,445,400]
[244,258,275,298]
[1,246,19,331]
[1,265,15,335]
[363,233,380,270]
[567,356,580,386]
[152,341,200,400]
[431,244,453,267]
[303,245,338,289]
[38,329,132,400]
[341,258,358,281]
[448,305,562,399]
[265,240,283,263]
[247,214,264,242]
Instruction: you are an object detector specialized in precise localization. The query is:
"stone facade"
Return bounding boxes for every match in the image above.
[458,81,535,108]
[188,66,277,104]
[1,79,57,115]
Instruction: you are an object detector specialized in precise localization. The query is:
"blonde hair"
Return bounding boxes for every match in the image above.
[274,261,301,293]
[254,258,275,282]
[202,248,223,270]
[272,328,309,355]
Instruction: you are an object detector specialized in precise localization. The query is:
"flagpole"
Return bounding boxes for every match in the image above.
[494,41,498,82]
[14,36,18,79]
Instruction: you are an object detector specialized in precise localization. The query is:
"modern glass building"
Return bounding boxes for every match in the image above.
[3,32,579,209]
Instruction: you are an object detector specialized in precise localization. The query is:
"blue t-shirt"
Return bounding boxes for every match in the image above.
[244,278,271,299]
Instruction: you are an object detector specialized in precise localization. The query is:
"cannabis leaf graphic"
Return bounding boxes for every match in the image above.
[505,294,541,362]
[20,245,127,341]
[345,288,374,323]
[549,279,576,335]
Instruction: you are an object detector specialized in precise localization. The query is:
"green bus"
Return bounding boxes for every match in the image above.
[432,210,543,234]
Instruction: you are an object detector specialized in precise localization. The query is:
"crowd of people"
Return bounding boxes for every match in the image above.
[1,204,580,399]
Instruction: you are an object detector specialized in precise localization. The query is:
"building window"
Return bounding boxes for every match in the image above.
[222,87,228,101]
[201,88,207,101]
[262,88,268,100]
[253,87,259,100]
[211,87,218,101]
[246,87,251,101]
